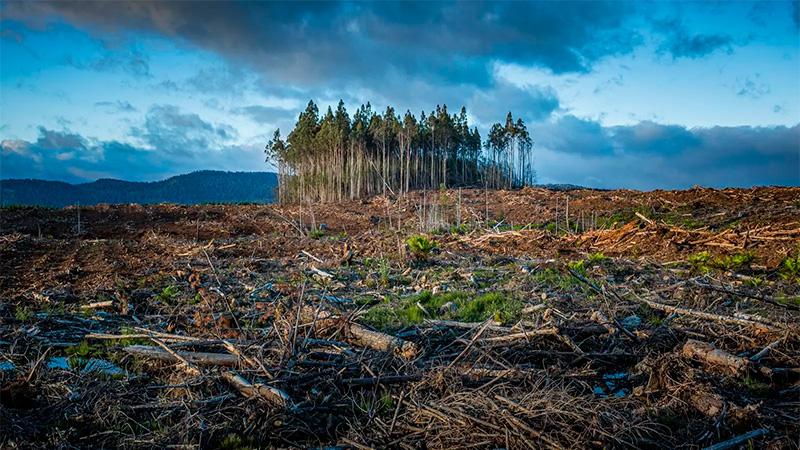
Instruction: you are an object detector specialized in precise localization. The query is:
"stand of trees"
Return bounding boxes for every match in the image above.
[266,100,536,204]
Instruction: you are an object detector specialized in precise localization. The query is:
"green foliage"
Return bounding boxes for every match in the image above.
[726,251,756,269]
[377,258,392,287]
[687,251,712,272]
[533,267,581,289]
[689,251,757,273]
[744,276,765,288]
[66,340,107,359]
[780,256,800,283]
[567,260,587,277]
[309,230,326,238]
[220,434,255,450]
[587,253,608,263]
[638,305,664,325]
[156,285,181,305]
[67,356,91,372]
[742,376,771,396]
[120,326,150,346]
[362,291,522,331]
[14,305,34,321]
[407,235,437,260]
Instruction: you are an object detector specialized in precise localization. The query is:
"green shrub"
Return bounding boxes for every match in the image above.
[587,253,608,263]
[407,235,437,260]
[687,251,711,272]
[780,256,800,283]
[14,305,34,321]
[156,285,181,305]
[567,260,587,277]
[361,291,522,331]
[727,251,756,269]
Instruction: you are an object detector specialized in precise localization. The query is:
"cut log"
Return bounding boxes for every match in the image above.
[221,371,291,408]
[300,306,417,359]
[682,339,750,376]
[122,345,240,366]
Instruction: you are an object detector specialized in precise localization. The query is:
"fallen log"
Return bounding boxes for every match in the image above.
[682,339,750,376]
[475,327,560,343]
[702,429,769,450]
[122,345,240,366]
[221,371,291,408]
[300,306,417,359]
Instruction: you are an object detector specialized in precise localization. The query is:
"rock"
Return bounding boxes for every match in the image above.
[620,315,642,330]
[438,302,458,315]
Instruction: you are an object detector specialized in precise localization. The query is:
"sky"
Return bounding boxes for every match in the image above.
[1,1,798,190]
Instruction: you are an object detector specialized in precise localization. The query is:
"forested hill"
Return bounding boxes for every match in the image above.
[0,171,278,207]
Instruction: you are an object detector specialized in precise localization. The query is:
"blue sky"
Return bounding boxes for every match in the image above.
[1,1,798,189]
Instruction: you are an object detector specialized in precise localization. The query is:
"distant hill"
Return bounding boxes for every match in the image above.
[1,171,278,207]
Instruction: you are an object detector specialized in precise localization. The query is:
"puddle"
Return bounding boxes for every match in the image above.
[0,361,15,371]
[46,357,125,375]
[593,372,630,398]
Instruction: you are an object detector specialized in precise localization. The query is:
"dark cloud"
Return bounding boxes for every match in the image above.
[94,100,138,113]
[64,50,151,77]
[533,116,799,189]
[6,1,642,89]
[655,18,734,59]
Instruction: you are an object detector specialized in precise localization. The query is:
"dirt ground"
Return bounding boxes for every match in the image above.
[1,186,799,449]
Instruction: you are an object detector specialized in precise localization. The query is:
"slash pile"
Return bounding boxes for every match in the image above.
[1,187,799,449]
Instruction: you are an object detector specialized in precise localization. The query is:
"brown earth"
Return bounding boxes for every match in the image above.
[1,186,799,450]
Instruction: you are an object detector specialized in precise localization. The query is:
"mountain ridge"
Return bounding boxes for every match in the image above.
[1,170,278,207]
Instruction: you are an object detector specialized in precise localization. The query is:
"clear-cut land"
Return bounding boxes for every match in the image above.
[1,186,798,449]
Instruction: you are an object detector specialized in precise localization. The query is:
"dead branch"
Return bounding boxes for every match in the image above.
[121,345,240,366]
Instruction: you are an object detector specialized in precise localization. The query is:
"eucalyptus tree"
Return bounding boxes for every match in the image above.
[270,99,536,203]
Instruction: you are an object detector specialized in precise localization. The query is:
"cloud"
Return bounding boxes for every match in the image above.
[532,116,799,189]
[231,105,294,125]
[655,18,734,58]
[94,100,138,113]
[64,50,151,77]
[186,67,247,94]
[6,1,642,90]
[130,105,238,156]
[735,75,771,99]
[1,124,262,183]
[468,82,561,127]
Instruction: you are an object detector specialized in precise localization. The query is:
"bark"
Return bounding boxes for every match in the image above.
[682,339,750,376]
[299,306,417,359]
[222,371,291,408]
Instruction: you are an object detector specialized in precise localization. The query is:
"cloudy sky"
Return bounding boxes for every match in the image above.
[1,1,798,189]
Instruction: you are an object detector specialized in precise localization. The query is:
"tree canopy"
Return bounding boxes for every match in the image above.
[266,100,535,204]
